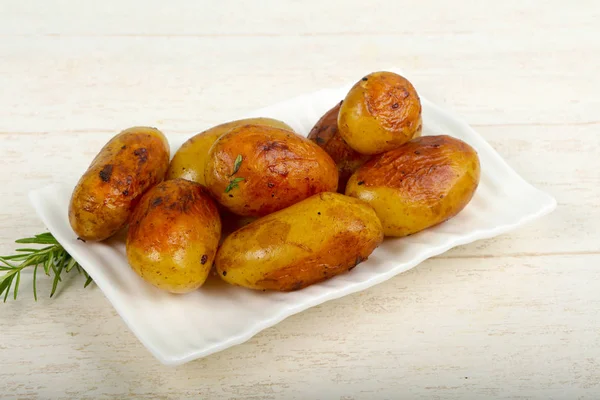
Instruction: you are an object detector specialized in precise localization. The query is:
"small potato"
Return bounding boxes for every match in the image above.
[126,179,221,293]
[216,192,383,291]
[346,135,480,237]
[308,102,371,192]
[69,127,170,241]
[205,124,338,217]
[338,71,422,155]
[166,118,293,185]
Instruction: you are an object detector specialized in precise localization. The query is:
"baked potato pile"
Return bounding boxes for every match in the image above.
[69,71,480,294]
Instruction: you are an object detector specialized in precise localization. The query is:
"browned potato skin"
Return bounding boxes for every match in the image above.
[346,135,480,237]
[69,127,170,241]
[126,179,221,293]
[308,102,371,192]
[166,118,294,185]
[338,71,422,155]
[205,125,338,217]
[216,192,384,291]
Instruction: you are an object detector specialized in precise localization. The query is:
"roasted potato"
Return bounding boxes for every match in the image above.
[205,124,338,217]
[69,127,170,241]
[308,102,371,192]
[166,118,293,185]
[346,135,480,237]
[216,192,383,291]
[126,179,221,293]
[338,71,422,155]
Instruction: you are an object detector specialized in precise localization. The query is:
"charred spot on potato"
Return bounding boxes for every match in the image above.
[99,164,113,182]
[228,194,233,198]
[201,255,208,265]
[122,190,129,196]
[77,237,86,242]
[291,281,304,291]
[261,141,288,152]
[267,182,275,188]
[357,181,365,185]
[222,271,227,276]
[134,148,148,163]
[362,77,368,81]
[392,103,399,109]
[121,145,127,150]
[151,197,163,207]
[317,212,321,215]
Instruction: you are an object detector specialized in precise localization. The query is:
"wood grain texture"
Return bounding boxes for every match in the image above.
[1,0,599,398]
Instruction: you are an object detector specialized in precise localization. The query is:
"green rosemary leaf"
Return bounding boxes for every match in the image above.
[65,257,77,273]
[33,264,38,301]
[13,271,20,300]
[224,177,245,193]
[50,263,63,298]
[230,154,243,176]
[0,269,18,285]
[0,232,93,302]
[44,250,53,275]
[2,275,13,303]
[15,237,58,245]
[0,257,18,268]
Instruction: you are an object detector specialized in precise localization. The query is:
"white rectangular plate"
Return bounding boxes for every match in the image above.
[29,71,556,366]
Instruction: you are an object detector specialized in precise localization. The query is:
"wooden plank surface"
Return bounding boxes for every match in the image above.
[1,0,598,398]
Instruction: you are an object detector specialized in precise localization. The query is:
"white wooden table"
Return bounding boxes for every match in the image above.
[1,1,598,398]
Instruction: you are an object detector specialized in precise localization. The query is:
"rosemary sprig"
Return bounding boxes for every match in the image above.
[0,233,93,302]
[225,154,245,193]
[230,154,243,176]
[225,177,245,193]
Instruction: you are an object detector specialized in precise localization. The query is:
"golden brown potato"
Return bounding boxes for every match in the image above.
[205,124,338,217]
[216,192,383,291]
[69,127,170,241]
[166,118,294,185]
[338,71,422,155]
[126,179,221,293]
[308,102,371,192]
[346,135,480,237]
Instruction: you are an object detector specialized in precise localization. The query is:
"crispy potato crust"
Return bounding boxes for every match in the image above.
[205,124,338,217]
[215,192,383,291]
[167,118,293,185]
[69,127,170,241]
[126,179,221,293]
[346,135,480,236]
[338,71,422,155]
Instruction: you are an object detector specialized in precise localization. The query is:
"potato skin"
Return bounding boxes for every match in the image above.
[126,179,221,293]
[346,135,480,237]
[166,118,293,185]
[216,192,383,291]
[69,127,170,241]
[205,125,338,217]
[308,102,371,192]
[338,71,422,155]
